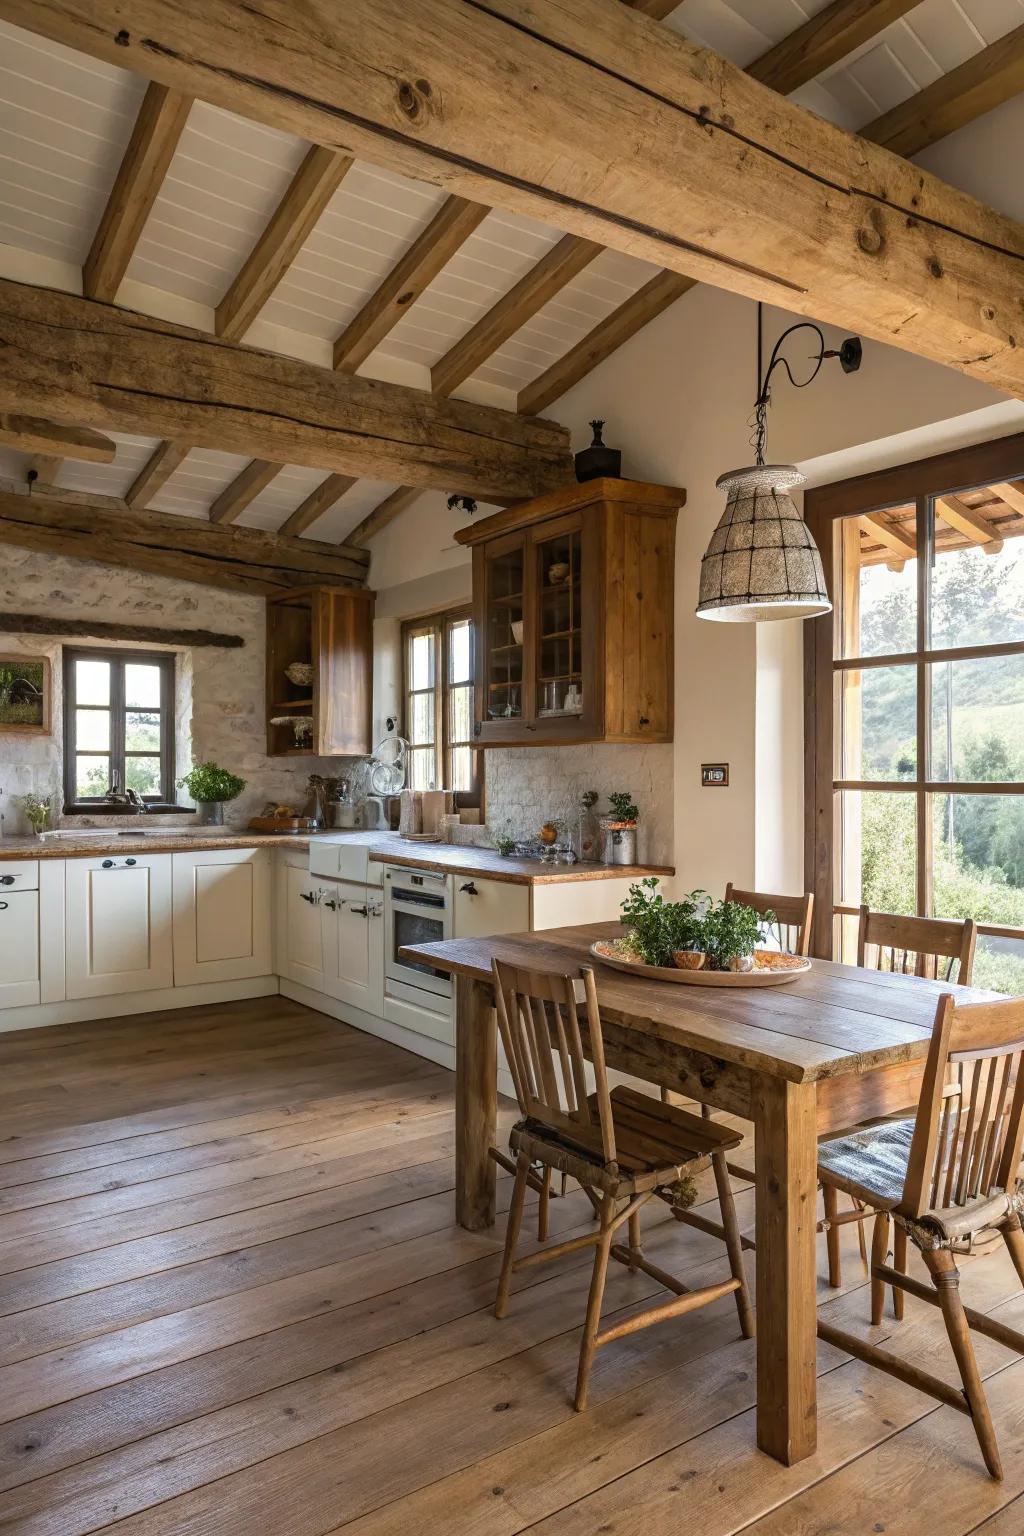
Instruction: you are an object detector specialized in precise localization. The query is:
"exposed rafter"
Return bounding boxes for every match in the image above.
[991,480,1024,518]
[747,0,924,96]
[83,82,192,302]
[863,22,1024,158]
[0,416,116,463]
[215,147,354,343]
[862,512,917,561]
[937,495,1003,551]
[346,487,422,546]
[125,441,190,510]
[279,475,358,537]
[209,460,286,525]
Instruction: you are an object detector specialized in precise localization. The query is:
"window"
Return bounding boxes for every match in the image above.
[401,608,482,805]
[63,648,176,810]
[805,435,1024,994]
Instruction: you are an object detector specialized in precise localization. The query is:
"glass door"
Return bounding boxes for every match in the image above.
[481,532,526,732]
[529,511,595,738]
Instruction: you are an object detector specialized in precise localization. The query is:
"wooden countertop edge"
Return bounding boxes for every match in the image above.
[0,834,314,860]
[366,850,674,885]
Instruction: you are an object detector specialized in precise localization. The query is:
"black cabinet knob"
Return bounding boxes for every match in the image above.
[0,875,14,885]
[102,859,114,869]
[125,858,137,866]
[639,715,650,727]
[460,881,478,896]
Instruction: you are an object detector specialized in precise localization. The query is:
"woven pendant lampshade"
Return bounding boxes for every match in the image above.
[696,464,831,623]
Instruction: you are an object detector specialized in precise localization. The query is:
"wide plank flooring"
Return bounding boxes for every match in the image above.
[0,996,1021,1535]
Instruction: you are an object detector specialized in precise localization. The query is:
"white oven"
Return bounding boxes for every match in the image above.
[383,864,453,1009]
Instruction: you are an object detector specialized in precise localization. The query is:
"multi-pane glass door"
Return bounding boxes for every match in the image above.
[831,482,1024,992]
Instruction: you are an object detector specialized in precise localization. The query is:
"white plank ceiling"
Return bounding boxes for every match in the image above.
[0,2,1022,541]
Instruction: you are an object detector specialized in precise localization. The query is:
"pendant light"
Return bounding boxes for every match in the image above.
[697,311,862,623]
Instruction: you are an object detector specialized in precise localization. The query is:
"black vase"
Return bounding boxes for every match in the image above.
[574,420,621,483]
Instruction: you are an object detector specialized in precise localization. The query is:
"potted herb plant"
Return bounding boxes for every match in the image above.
[702,897,772,973]
[599,790,639,865]
[177,761,246,826]
[16,792,51,838]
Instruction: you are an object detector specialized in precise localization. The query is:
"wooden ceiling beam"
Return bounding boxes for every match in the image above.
[748,0,924,97]
[83,82,192,303]
[0,279,572,500]
[431,233,604,398]
[936,494,1003,551]
[20,4,1024,397]
[622,0,682,18]
[862,22,1024,159]
[991,480,1024,518]
[0,482,370,595]
[125,441,190,510]
[333,196,488,373]
[518,271,694,415]
[279,474,358,537]
[25,455,63,485]
[216,146,354,343]
[346,486,422,545]
[861,512,917,560]
[0,416,116,463]
[209,459,286,524]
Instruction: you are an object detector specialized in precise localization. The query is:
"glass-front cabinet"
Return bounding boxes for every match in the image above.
[463,479,683,747]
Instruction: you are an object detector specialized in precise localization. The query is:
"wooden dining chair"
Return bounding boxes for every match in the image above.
[724,883,813,956]
[492,958,754,1410]
[820,906,980,1289]
[816,991,1024,1478]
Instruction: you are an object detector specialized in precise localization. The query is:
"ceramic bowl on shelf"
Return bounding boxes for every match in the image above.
[284,661,314,688]
[547,562,570,584]
[270,714,314,746]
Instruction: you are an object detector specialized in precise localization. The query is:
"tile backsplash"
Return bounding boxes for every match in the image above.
[484,743,674,866]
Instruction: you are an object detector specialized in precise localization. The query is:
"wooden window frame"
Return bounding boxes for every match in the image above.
[804,429,1024,958]
[63,646,178,813]
[401,606,483,808]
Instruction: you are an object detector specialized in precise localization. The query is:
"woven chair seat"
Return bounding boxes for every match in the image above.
[511,1085,741,1198]
[818,1119,1019,1241]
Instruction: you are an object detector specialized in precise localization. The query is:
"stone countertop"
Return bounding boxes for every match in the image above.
[0,831,315,860]
[364,839,673,885]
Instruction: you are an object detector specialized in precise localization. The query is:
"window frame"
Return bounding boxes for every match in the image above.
[62,647,178,813]
[804,430,1024,959]
[401,606,483,808]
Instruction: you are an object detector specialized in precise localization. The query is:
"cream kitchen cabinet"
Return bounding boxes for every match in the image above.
[0,890,40,1008]
[65,854,174,999]
[323,880,384,1016]
[277,858,330,992]
[454,875,530,939]
[172,847,272,987]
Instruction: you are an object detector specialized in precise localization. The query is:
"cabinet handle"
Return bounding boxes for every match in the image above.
[639,715,650,727]
[299,890,318,905]
[125,858,137,866]
[525,723,536,732]
[350,905,368,917]
[0,875,14,885]
[102,859,114,869]
[323,897,339,911]
[0,901,7,911]
[459,881,478,896]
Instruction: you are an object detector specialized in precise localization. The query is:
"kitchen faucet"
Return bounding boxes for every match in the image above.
[103,772,148,813]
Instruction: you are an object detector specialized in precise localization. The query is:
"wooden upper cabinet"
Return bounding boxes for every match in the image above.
[266,585,375,757]
[456,478,683,746]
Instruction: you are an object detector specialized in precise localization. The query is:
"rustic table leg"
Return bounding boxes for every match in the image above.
[455,974,497,1231]
[753,1075,818,1464]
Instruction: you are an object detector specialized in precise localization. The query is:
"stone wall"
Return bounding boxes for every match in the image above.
[0,547,364,835]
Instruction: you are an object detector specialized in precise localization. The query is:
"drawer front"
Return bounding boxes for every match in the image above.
[0,890,41,1008]
[0,860,39,893]
[454,875,530,939]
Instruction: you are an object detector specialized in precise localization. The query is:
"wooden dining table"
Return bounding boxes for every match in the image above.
[402,920,996,1468]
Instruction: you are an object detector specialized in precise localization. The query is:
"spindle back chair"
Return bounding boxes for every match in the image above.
[816,992,1024,1478]
[725,883,813,957]
[857,906,977,983]
[492,958,753,1410]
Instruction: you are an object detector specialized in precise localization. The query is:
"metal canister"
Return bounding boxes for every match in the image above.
[598,819,637,866]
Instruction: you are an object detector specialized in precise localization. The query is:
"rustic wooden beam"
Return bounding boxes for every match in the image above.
[0,279,572,500]
[861,512,917,560]
[216,146,354,343]
[936,494,1004,551]
[0,416,116,464]
[83,82,192,302]
[125,441,190,510]
[862,23,1024,159]
[333,196,488,373]
[518,271,694,415]
[209,459,286,525]
[278,474,358,537]
[347,486,422,545]
[623,0,681,18]
[431,233,604,398]
[0,483,370,595]
[990,480,1024,518]
[26,456,63,484]
[0,612,245,647]
[748,0,924,97]
[16,3,1024,397]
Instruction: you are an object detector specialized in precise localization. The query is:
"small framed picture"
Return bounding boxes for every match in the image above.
[701,762,729,788]
[0,656,51,735]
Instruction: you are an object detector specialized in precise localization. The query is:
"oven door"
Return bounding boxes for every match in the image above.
[384,867,453,1002]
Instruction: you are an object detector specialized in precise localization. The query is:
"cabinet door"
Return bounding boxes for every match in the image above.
[278,863,329,991]
[316,589,375,756]
[454,876,530,939]
[172,848,272,986]
[324,882,383,1014]
[65,856,173,998]
[0,891,40,1009]
[529,510,599,742]
[474,532,529,745]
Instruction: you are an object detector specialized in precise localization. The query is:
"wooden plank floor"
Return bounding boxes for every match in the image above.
[0,996,1021,1535]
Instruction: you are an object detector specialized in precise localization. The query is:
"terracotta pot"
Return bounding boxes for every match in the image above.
[673,950,706,971]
